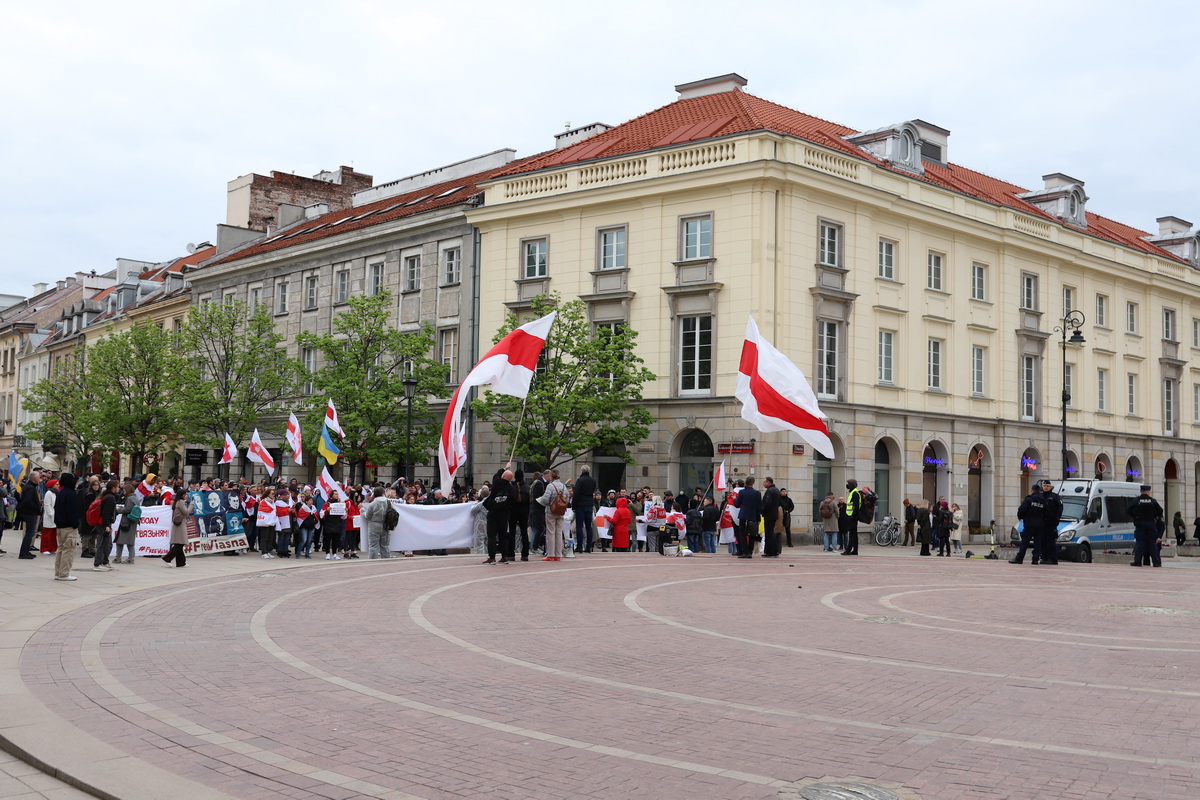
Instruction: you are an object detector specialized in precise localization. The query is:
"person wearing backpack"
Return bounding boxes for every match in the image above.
[161,489,193,568]
[819,492,838,551]
[540,469,567,561]
[92,480,119,571]
[841,479,861,555]
[361,487,393,560]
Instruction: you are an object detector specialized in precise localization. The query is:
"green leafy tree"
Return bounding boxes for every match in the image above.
[296,290,449,481]
[87,321,188,472]
[176,299,304,450]
[472,294,655,470]
[22,346,103,470]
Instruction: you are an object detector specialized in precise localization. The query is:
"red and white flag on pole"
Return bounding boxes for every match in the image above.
[317,466,348,501]
[736,316,833,458]
[325,400,344,438]
[219,433,237,465]
[285,413,303,464]
[714,460,726,491]
[247,428,276,475]
[439,311,556,490]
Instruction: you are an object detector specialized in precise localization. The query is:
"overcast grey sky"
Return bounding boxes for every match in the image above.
[2,0,1195,298]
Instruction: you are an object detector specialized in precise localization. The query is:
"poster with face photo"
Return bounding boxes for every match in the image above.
[187,490,242,537]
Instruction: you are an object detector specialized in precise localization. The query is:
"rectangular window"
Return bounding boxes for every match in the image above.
[442,248,461,285]
[1126,301,1137,334]
[1096,294,1108,327]
[1064,364,1073,408]
[275,281,289,314]
[1062,286,1075,317]
[816,320,838,399]
[927,252,944,291]
[927,339,942,390]
[818,222,840,267]
[524,239,548,278]
[334,270,350,304]
[1127,373,1137,415]
[301,347,315,395]
[597,321,625,386]
[1193,383,1200,425]
[1194,319,1200,348]
[223,290,237,304]
[1097,368,1108,412]
[249,286,262,310]
[370,262,385,296]
[599,228,627,270]
[1020,356,1036,419]
[877,330,894,383]
[679,315,712,394]
[439,328,458,384]
[681,216,712,260]
[1021,273,1038,310]
[403,255,420,292]
[305,275,318,309]
[972,346,985,395]
[1163,308,1177,341]
[971,263,986,301]
[1164,379,1176,435]
[877,239,895,280]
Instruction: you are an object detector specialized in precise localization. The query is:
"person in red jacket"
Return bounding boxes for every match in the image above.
[610,497,632,551]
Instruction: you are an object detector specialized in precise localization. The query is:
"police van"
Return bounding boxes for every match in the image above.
[1010,480,1145,563]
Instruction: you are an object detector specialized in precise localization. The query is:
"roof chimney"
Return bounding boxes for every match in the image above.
[554,122,613,150]
[1157,216,1193,237]
[675,73,747,100]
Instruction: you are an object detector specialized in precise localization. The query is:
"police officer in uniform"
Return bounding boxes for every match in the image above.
[1126,484,1163,567]
[1010,483,1045,565]
[1037,479,1062,565]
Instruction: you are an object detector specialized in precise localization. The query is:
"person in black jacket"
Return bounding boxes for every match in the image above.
[529,473,547,555]
[16,469,43,559]
[734,476,762,559]
[780,488,795,547]
[917,499,933,556]
[483,468,514,564]
[93,480,119,571]
[509,470,531,561]
[52,474,80,580]
[572,466,597,553]
[760,477,782,557]
[700,495,720,553]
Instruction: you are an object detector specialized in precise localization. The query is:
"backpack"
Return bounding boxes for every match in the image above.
[856,488,878,524]
[382,502,400,530]
[547,482,568,516]
[819,499,834,519]
[86,498,103,527]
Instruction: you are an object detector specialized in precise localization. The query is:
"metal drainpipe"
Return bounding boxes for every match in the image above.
[464,225,482,488]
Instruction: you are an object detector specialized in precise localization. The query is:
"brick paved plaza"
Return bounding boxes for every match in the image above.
[2,547,1198,800]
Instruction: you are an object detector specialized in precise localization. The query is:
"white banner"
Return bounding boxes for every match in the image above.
[125,504,249,557]
[358,501,477,551]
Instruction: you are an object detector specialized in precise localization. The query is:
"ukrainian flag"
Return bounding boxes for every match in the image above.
[7,451,28,492]
[317,424,341,465]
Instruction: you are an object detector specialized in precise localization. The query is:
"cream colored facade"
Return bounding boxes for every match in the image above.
[468,128,1200,542]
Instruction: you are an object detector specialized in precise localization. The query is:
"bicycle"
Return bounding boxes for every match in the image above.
[874,514,900,546]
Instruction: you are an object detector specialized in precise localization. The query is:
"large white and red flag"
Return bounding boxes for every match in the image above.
[317,466,348,502]
[714,460,726,491]
[285,412,303,464]
[325,400,344,438]
[219,433,237,465]
[247,428,276,475]
[736,316,833,458]
[439,311,556,490]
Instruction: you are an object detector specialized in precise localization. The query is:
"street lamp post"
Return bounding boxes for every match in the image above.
[402,376,418,485]
[1055,310,1086,480]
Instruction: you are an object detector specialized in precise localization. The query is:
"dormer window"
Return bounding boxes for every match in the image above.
[897,131,914,163]
[845,122,926,175]
[1143,216,1200,266]
[1019,173,1088,229]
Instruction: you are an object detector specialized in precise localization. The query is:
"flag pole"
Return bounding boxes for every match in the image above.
[506,395,530,467]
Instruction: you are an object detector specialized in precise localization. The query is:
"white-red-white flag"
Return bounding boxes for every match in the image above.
[317,466,348,501]
[133,478,154,504]
[714,460,726,491]
[736,316,833,458]
[325,400,344,438]
[246,428,276,475]
[285,413,303,464]
[439,311,556,490]
[219,433,237,465]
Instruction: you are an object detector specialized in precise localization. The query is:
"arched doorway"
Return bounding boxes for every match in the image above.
[967,443,993,531]
[922,441,949,505]
[874,438,902,519]
[676,429,714,499]
[594,444,629,495]
[1165,458,1181,520]
[1064,449,1080,479]
[1124,455,1143,483]
[811,433,845,523]
[1094,452,1112,481]
[1020,447,1041,498]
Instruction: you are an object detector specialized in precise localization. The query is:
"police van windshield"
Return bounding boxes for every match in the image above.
[1059,496,1087,521]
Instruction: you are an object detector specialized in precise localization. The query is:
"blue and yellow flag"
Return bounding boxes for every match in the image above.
[317,424,341,465]
[7,451,28,491]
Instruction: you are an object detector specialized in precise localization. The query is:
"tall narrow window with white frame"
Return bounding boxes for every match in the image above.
[305,275,319,309]
[1097,368,1108,412]
[1063,364,1074,408]
[276,281,289,314]
[818,221,841,267]
[1062,286,1075,318]
[442,248,461,285]
[1127,373,1137,415]
[369,261,385,296]
[1193,383,1200,425]
[1021,273,1038,310]
[301,347,315,395]
[816,320,839,399]
[927,252,944,291]
[439,328,458,384]
[403,255,420,292]
[1163,308,1177,341]
[524,239,548,277]
[1020,356,1037,420]
[971,346,985,395]
[679,315,712,395]
[1126,301,1138,334]
[877,239,895,280]
[927,338,943,390]
[877,330,894,383]
[598,227,627,270]
[1095,294,1108,327]
[680,216,711,261]
[1164,379,1177,435]
[971,263,987,301]
[334,269,350,304]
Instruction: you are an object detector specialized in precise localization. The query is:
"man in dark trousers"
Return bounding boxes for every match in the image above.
[509,470,531,561]
[1010,483,1046,565]
[572,465,597,553]
[483,468,514,564]
[760,477,782,557]
[840,478,861,555]
[1127,484,1164,567]
[529,471,547,556]
[1038,479,1062,565]
[734,476,762,559]
[17,469,43,559]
